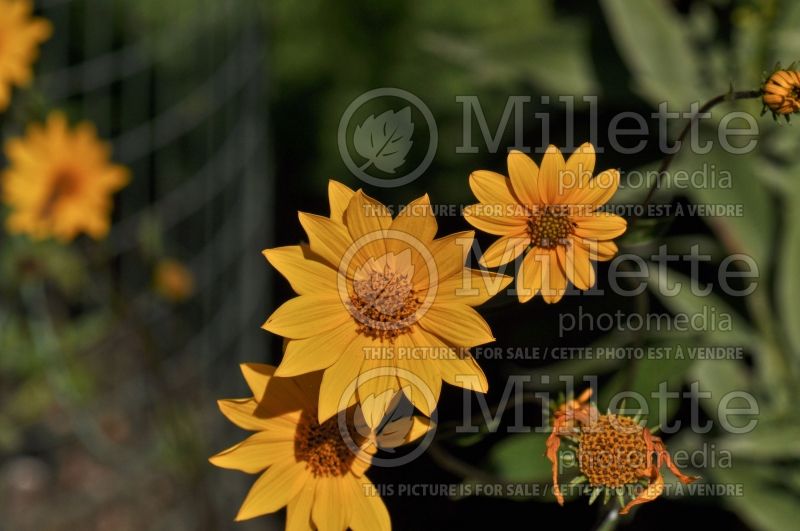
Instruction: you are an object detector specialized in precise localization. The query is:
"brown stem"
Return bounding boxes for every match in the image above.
[631,89,762,229]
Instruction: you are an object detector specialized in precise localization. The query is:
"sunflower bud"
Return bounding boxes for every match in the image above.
[762,68,800,120]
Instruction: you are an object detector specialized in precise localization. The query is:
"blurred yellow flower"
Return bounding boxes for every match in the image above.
[762,69,800,117]
[2,112,130,241]
[210,363,430,527]
[154,259,195,302]
[262,181,511,426]
[0,0,52,111]
[546,389,698,514]
[464,143,625,303]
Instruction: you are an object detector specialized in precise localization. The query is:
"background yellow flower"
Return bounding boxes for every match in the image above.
[2,111,129,241]
[0,0,51,111]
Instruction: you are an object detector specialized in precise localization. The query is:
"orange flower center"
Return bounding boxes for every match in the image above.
[527,206,575,249]
[39,168,80,219]
[348,268,421,341]
[295,412,356,478]
[578,414,649,488]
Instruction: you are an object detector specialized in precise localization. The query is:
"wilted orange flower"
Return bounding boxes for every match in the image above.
[546,389,698,514]
[262,180,511,427]
[210,363,431,528]
[2,112,130,241]
[154,259,195,302]
[464,144,626,303]
[762,69,800,117]
[0,0,51,111]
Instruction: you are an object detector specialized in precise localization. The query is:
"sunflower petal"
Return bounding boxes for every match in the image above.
[235,460,307,521]
[328,180,355,222]
[298,212,353,269]
[312,477,350,531]
[209,431,295,473]
[263,245,338,296]
[347,476,391,531]
[418,302,494,348]
[263,295,350,339]
[277,322,357,377]
[469,169,520,206]
[507,149,541,207]
[573,212,627,240]
[463,204,528,236]
[478,233,528,267]
[436,268,513,306]
[538,144,566,204]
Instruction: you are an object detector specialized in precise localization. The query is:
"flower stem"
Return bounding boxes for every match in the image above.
[632,89,762,228]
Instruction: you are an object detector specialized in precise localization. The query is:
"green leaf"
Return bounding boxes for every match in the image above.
[487,432,552,483]
[688,358,751,420]
[717,419,800,460]
[777,184,800,358]
[713,464,800,531]
[600,0,702,108]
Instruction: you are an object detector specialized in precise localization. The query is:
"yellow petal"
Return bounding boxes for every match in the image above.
[217,398,269,431]
[565,168,620,209]
[478,233,528,267]
[317,335,370,423]
[240,363,275,401]
[286,481,317,531]
[298,212,352,269]
[347,476,391,531]
[537,144,566,205]
[418,302,494,348]
[414,231,474,288]
[312,477,350,531]
[263,295,350,339]
[540,249,567,304]
[507,149,540,207]
[558,243,595,291]
[436,268,513,306]
[235,460,307,521]
[209,431,295,473]
[573,212,627,240]
[377,415,434,448]
[564,142,595,188]
[344,190,391,259]
[263,245,339,296]
[357,359,401,428]
[517,249,546,303]
[469,169,520,206]
[439,353,488,393]
[328,180,355,222]
[390,193,437,245]
[277,323,357,377]
[463,204,528,236]
[576,238,617,262]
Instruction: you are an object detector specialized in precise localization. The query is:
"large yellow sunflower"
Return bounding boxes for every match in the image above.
[464,143,626,303]
[210,363,431,528]
[0,0,51,111]
[262,181,511,426]
[2,112,130,241]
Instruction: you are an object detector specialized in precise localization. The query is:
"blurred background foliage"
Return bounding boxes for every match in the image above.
[2,0,800,529]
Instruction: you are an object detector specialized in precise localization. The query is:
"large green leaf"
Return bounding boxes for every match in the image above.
[714,464,800,531]
[600,0,702,107]
[487,432,553,483]
[777,183,800,359]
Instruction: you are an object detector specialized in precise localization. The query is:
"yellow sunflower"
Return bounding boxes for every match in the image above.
[464,143,626,303]
[262,180,511,426]
[0,0,52,111]
[210,363,431,528]
[2,112,130,241]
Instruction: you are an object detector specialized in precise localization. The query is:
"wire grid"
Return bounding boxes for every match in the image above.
[4,1,273,529]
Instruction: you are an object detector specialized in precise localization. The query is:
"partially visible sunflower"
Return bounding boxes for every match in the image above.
[210,363,431,528]
[545,389,699,514]
[0,0,51,111]
[262,180,511,426]
[762,68,800,119]
[463,143,626,303]
[2,112,130,241]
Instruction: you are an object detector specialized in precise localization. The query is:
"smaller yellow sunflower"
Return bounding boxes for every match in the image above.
[464,143,626,304]
[2,112,130,241]
[211,363,431,528]
[154,259,195,303]
[0,0,52,111]
[762,68,800,118]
